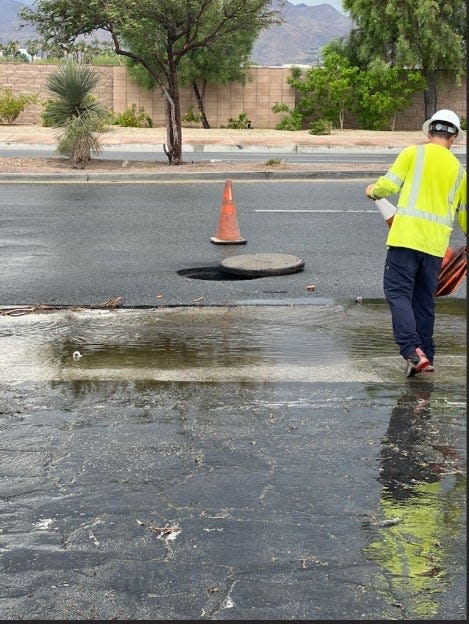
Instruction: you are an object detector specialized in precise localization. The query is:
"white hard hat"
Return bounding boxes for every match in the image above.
[422,109,462,138]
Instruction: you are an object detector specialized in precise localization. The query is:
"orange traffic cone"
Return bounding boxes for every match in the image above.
[435,245,467,296]
[210,179,247,244]
[440,246,454,270]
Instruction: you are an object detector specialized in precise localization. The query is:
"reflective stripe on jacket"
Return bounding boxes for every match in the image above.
[371,143,467,257]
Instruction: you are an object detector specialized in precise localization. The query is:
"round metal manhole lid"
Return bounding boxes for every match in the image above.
[220,253,305,277]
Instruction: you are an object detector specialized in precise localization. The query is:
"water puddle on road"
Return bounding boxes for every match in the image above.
[0,300,465,384]
[0,301,465,620]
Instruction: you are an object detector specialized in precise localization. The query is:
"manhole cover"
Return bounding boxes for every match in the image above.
[220,253,305,277]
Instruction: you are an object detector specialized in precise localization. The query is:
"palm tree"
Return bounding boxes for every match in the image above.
[46,63,109,168]
[4,40,21,58]
[26,39,41,62]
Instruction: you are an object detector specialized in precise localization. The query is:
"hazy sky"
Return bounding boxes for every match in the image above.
[18,0,346,14]
[288,0,345,13]
[18,0,346,12]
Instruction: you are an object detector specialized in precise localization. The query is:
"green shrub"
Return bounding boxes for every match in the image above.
[56,115,103,168]
[42,96,112,128]
[41,98,57,127]
[87,53,121,66]
[275,111,303,131]
[113,103,152,128]
[225,112,252,129]
[0,54,29,64]
[182,105,201,125]
[45,63,109,168]
[460,117,467,131]
[265,158,283,166]
[309,119,333,135]
[0,87,37,124]
[272,102,303,131]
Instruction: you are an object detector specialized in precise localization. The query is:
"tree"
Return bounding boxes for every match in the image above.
[3,40,27,61]
[124,28,257,130]
[45,63,109,168]
[4,41,20,58]
[343,0,466,118]
[26,39,41,62]
[274,39,424,132]
[21,0,280,165]
[357,59,425,130]
[179,30,258,129]
[288,44,360,130]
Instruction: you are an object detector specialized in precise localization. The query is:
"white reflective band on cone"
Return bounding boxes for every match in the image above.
[375,198,397,225]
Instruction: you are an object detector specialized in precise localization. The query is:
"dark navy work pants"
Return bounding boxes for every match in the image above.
[383,246,442,362]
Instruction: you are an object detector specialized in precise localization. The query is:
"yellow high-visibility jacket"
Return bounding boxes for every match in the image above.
[370,143,467,257]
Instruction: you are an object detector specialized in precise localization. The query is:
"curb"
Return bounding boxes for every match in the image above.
[181,144,404,154]
[0,169,388,182]
[0,142,466,154]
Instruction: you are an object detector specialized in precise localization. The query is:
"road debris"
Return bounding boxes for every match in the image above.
[299,554,328,568]
[136,519,181,541]
[0,296,124,316]
[368,517,402,528]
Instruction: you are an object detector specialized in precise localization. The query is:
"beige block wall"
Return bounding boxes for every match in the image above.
[392,74,466,130]
[0,63,465,130]
[0,63,114,125]
[107,66,298,129]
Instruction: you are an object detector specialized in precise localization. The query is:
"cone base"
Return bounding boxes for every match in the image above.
[210,237,247,245]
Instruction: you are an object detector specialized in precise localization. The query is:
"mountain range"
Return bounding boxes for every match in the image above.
[1,0,37,43]
[1,0,353,66]
[252,1,352,65]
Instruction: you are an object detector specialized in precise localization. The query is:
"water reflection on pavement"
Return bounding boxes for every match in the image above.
[0,301,465,620]
[363,382,466,619]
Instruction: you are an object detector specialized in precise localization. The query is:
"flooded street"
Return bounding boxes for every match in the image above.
[0,301,466,620]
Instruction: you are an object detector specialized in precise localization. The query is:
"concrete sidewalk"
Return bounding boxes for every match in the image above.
[1,124,463,150]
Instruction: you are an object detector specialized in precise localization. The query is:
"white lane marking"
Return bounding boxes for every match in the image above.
[254,209,378,213]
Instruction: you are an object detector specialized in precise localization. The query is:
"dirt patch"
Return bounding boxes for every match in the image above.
[0,155,383,174]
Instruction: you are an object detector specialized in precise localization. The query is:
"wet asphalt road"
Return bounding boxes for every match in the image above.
[1,376,465,621]
[0,303,466,620]
[0,176,466,620]
[0,180,466,306]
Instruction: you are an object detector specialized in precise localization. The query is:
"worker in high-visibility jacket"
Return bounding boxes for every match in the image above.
[365,109,467,377]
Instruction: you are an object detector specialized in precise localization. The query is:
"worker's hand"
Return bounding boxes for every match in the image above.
[365,184,375,199]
